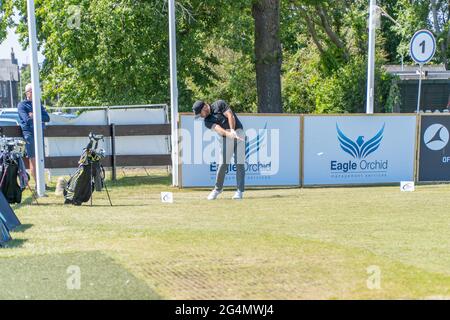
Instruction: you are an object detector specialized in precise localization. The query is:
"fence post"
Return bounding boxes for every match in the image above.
[110,123,117,181]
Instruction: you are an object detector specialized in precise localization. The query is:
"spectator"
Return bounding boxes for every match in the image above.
[17,83,50,185]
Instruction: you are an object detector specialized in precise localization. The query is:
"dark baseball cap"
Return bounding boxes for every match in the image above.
[193,100,205,118]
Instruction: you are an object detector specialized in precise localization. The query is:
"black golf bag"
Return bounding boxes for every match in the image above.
[0,139,28,204]
[0,162,22,204]
[64,133,109,206]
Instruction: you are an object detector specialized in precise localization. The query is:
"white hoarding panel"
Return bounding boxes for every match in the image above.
[303,116,417,185]
[180,115,301,187]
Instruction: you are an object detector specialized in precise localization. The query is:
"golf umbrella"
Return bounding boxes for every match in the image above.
[0,218,11,246]
[0,192,21,231]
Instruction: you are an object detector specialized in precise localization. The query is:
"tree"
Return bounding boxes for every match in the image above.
[9,0,286,114]
[19,64,30,99]
[0,0,14,42]
[280,0,395,114]
[11,0,228,110]
[392,0,448,67]
[189,44,258,113]
[430,0,449,68]
[5,0,443,116]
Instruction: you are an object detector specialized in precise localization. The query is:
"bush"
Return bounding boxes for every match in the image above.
[283,51,393,114]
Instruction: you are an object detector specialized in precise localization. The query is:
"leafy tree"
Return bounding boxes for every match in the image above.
[3,0,446,115]
[9,0,284,114]
[189,44,257,113]
[280,0,396,114]
[19,63,30,100]
[429,0,449,67]
[385,76,402,113]
[11,0,229,110]
[0,0,14,42]
[282,39,321,113]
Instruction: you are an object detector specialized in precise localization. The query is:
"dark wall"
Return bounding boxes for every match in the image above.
[399,79,450,113]
[0,80,19,109]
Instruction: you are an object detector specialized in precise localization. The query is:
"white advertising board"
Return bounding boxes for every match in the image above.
[303,115,417,185]
[180,114,301,187]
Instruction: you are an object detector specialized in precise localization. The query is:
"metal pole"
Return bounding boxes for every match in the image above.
[9,73,14,108]
[110,123,117,181]
[26,0,46,197]
[168,0,179,187]
[366,0,376,114]
[19,69,23,101]
[416,64,423,113]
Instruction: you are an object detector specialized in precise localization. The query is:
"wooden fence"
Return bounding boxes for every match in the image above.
[0,124,172,179]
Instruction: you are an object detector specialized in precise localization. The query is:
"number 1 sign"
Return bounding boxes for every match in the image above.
[409,30,436,113]
[410,29,436,65]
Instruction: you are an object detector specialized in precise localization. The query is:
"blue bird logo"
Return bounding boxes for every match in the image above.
[336,123,385,159]
[245,123,268,160]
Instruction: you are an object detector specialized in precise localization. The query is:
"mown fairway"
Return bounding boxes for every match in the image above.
[1,170,449,299]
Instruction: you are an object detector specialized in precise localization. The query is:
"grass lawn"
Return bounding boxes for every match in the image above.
[0,169,449,300]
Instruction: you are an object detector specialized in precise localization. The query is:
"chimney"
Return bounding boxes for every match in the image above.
[11,48,18,65]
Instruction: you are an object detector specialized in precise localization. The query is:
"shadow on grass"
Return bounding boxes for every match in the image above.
[108,175,171,188]
[64,204,148,208]
[239,195,294,200]
[0,251,160,299]
[13,202,58,209]
[11,195,40,210]
[2,239,28,248]
[12,224,33,233]
[45,186,56,192]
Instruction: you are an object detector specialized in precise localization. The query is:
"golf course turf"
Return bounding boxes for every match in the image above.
[1,169,449,299]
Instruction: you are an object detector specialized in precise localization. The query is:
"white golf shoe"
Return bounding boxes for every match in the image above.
[207,189,222,200]
[232,190,244,200]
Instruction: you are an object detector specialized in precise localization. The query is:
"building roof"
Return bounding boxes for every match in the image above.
[0,59,19,82]
[383,64,450,80]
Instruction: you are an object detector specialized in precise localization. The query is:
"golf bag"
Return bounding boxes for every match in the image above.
[64,133,109,206]
[0,138,25,247]
[0,138,28,204]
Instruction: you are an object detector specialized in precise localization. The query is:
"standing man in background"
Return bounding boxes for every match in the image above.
[18,83,50,186]
[192,100,246,200]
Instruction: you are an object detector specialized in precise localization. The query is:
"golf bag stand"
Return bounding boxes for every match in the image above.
[89,134,112,207]
[90,163,113,207]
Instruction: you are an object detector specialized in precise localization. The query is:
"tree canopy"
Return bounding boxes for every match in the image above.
[1,0,448,113]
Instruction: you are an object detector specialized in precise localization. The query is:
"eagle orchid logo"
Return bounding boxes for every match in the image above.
[336,123,385,159]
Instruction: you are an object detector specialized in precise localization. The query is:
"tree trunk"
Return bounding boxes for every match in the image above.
[252,0,283,113]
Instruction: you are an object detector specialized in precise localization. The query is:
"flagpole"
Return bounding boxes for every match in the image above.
[169,0,179,186]
[366,0,376,114]
[26,0,46,196]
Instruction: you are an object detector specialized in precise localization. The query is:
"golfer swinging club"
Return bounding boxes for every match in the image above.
[193,100,246,200]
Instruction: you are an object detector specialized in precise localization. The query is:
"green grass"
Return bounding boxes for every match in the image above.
[1,169,449,299]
